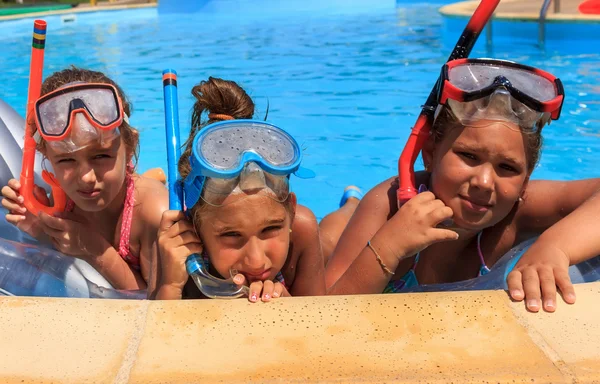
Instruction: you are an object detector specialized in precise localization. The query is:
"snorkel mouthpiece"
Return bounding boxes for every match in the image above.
[185,254,248,299]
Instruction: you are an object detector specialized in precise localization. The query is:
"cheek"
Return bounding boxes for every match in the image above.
[207,245,241,276]
[264,235,290,264]
[497,178,526,203]
[431,159,467,196]
[52,164,84,189]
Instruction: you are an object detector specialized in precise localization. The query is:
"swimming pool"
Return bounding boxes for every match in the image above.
[1,0,599,219]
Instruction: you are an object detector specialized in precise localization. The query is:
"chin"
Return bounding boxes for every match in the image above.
[450,210,493,231]
[69,197,108,213]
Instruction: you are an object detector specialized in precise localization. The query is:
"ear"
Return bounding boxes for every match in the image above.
[520,175,531,200]
[421,135,436,171]
[287,192,298,222]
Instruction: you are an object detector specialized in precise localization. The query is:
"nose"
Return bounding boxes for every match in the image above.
[243,237,266,269]
[470,163,495,192]
[79,162,97,185]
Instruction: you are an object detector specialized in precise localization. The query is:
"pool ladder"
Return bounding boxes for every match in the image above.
[539,0,561,47]
[484,0,561,49]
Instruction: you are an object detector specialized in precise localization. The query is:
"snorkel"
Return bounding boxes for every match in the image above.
[162,69,248,299]
[396,0,500,206]
[20,20,68,217]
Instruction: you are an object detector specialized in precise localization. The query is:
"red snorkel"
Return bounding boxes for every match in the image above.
[20,20,67,217]
[397,0,501,206]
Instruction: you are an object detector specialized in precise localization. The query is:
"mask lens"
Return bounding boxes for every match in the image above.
[198,122,297,171]
[448,62,557,102]
[36,84,122,137]
[37,94,71,136]
[68,87,120,125]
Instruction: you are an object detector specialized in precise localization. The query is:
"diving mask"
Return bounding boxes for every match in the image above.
[182,120,314,210]
[34,82,124,152]
[437,58,565,129]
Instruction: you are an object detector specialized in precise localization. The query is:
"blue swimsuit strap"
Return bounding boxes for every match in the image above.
[385,230,490,292]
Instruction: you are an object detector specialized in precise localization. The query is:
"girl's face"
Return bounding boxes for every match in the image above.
[45,133,128,212]
[425,120,530,231]
[197,192,296,283]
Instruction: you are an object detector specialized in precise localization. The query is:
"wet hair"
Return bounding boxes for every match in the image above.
[35,66,139,165]
[431,106,544,172]
[178,77,294,230]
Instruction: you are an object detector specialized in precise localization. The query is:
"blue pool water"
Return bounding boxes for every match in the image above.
[1,0,599,219]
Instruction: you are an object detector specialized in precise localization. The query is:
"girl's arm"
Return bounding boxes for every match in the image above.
[89,243,147,290]
[136,177,170,296]
[508,178,600,312]
[37,211,146,290]
[516,178,600,235]
[324,178,396,290]
[287,205,326,296]
[327,190,457,295]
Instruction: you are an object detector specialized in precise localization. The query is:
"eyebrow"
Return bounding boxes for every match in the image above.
[262,217,286,226]
[212,217,286,233]
[454,142,525,167]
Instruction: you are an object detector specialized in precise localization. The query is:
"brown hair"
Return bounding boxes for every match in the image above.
[178,77,293,230]
[431,106,544,172]
[35,66,139,165]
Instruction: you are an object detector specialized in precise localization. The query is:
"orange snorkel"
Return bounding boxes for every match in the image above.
[20,20,67,217]
[397,0,500,207]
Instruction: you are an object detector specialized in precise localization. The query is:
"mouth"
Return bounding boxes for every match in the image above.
[242,268,272,282]
[459,195,493,213]
[76,189,101,199]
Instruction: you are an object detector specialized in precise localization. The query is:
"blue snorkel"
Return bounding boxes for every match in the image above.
[162,70,182,210]
[162,69,247,299]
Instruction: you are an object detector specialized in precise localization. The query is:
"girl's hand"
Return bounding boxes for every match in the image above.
[37,211,107,259]
[506,241,575,312]
[1,179,48,238]
[232,274,290,303]
[378,191,458,261]
[157,210,203,291]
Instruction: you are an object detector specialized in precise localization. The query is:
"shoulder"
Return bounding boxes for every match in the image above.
[133,175,169,228]
[514,178,600,233]
[292,204,319,240]
[360,176,400,218]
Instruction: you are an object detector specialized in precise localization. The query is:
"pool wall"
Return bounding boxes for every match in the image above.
[1,283,599,382]
[440,1,600,52]
[157,0,211,13]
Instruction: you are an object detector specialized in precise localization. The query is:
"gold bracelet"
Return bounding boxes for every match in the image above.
[367,240,395,275]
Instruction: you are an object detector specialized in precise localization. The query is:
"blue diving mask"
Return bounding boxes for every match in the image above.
[182,120,314,210]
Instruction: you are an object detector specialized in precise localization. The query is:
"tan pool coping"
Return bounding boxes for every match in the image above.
[0,2,156,22]
[1,282,599,383]
[441,0,600,22]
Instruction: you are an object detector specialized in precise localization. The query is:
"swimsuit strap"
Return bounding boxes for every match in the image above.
[201,254,287,288]
[65,199,75,212]
[476,231,491,275]
[117,167,138,267]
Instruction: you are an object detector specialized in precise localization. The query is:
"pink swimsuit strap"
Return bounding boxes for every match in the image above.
[117,171,139,269]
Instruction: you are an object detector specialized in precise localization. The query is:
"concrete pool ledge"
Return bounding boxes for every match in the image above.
[0,2,156,22]
[1,282,599,383]
[441,0,600,23]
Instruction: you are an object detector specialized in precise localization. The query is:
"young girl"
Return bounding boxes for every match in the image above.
[324,58,600,312]
[1,67,169,290]
[150,77,325,301]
